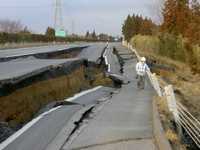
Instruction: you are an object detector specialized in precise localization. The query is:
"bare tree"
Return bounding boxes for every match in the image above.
[0,19,24,33]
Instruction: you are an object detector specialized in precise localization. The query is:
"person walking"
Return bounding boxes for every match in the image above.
[136,57,150,89]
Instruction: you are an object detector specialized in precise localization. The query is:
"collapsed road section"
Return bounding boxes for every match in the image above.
[78,43,108,63]
[61,43,157,150]
[0,42,131,150]
[0,43,110,96]
[0,42,123,146]
[0,44,88,62]
[0,57,84,96]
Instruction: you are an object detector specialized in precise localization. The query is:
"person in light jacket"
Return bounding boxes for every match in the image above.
[136,57,150,89]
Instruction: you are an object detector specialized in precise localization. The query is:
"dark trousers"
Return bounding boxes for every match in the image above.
[137,75,145,89]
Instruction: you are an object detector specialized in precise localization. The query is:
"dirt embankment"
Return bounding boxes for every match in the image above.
[139,51,200,150]
[135,49,200,119]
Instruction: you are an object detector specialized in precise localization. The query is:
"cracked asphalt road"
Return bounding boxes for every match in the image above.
[0,44,85,60]
[0,43,114,150]
[0,43,157,150]
[62,44,157,150]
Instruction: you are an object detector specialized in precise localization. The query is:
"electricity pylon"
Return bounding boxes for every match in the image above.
[54,0,63,30]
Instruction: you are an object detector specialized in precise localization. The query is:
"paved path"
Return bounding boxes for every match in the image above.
[62,44,157,150]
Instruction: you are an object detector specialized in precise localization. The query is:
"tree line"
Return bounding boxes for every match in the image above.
[161,0,200,72]
[161,0,200,45]
[0,20,117,44]
[122,0,200,73]
[122,0,200,44]
[122,14,157,42]
[85,30,117,41]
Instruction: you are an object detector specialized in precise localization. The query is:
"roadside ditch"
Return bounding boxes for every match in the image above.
[145,57,199,150]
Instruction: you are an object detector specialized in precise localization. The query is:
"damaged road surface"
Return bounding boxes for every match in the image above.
[0,43,157,150]
[0,86,115,150]
[0,44,87,61]
[0,57,83,84]
[78,43,107,63]
[0,57,84,96]
[0,43,109,96]
[62,43,157,150]
[0,42,116,150]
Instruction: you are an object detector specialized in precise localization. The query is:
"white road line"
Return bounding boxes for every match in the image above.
[65,86,103,102]
[41,106,62,117]
[0,106,61,150]
[0,117,41,150]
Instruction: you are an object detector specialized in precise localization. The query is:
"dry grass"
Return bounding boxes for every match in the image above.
[0,66,113,128]
[166,129,179,144]
[139,50,188,71]
[51,51,81,59]
[155,96,187,150]
[134,39,200,149]
[135,44,200,120]
[131,35,159,53]
[155,66,200,121]
[155,96,172,129]
[93,73,112,86]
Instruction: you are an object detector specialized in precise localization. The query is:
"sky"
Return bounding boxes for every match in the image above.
[0,0,162,36]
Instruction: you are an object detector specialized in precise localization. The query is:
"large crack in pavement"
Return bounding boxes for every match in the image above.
[63,106,95,147]
[60,92,115,150]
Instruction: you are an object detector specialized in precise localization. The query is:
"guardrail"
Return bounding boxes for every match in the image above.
[123,41,200,149]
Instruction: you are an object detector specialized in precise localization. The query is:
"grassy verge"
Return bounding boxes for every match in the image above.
[130,35,200,149]
[155,96,187,150]
[131,35,200,120]
[0,66,113,128]
[144,51,200,121]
